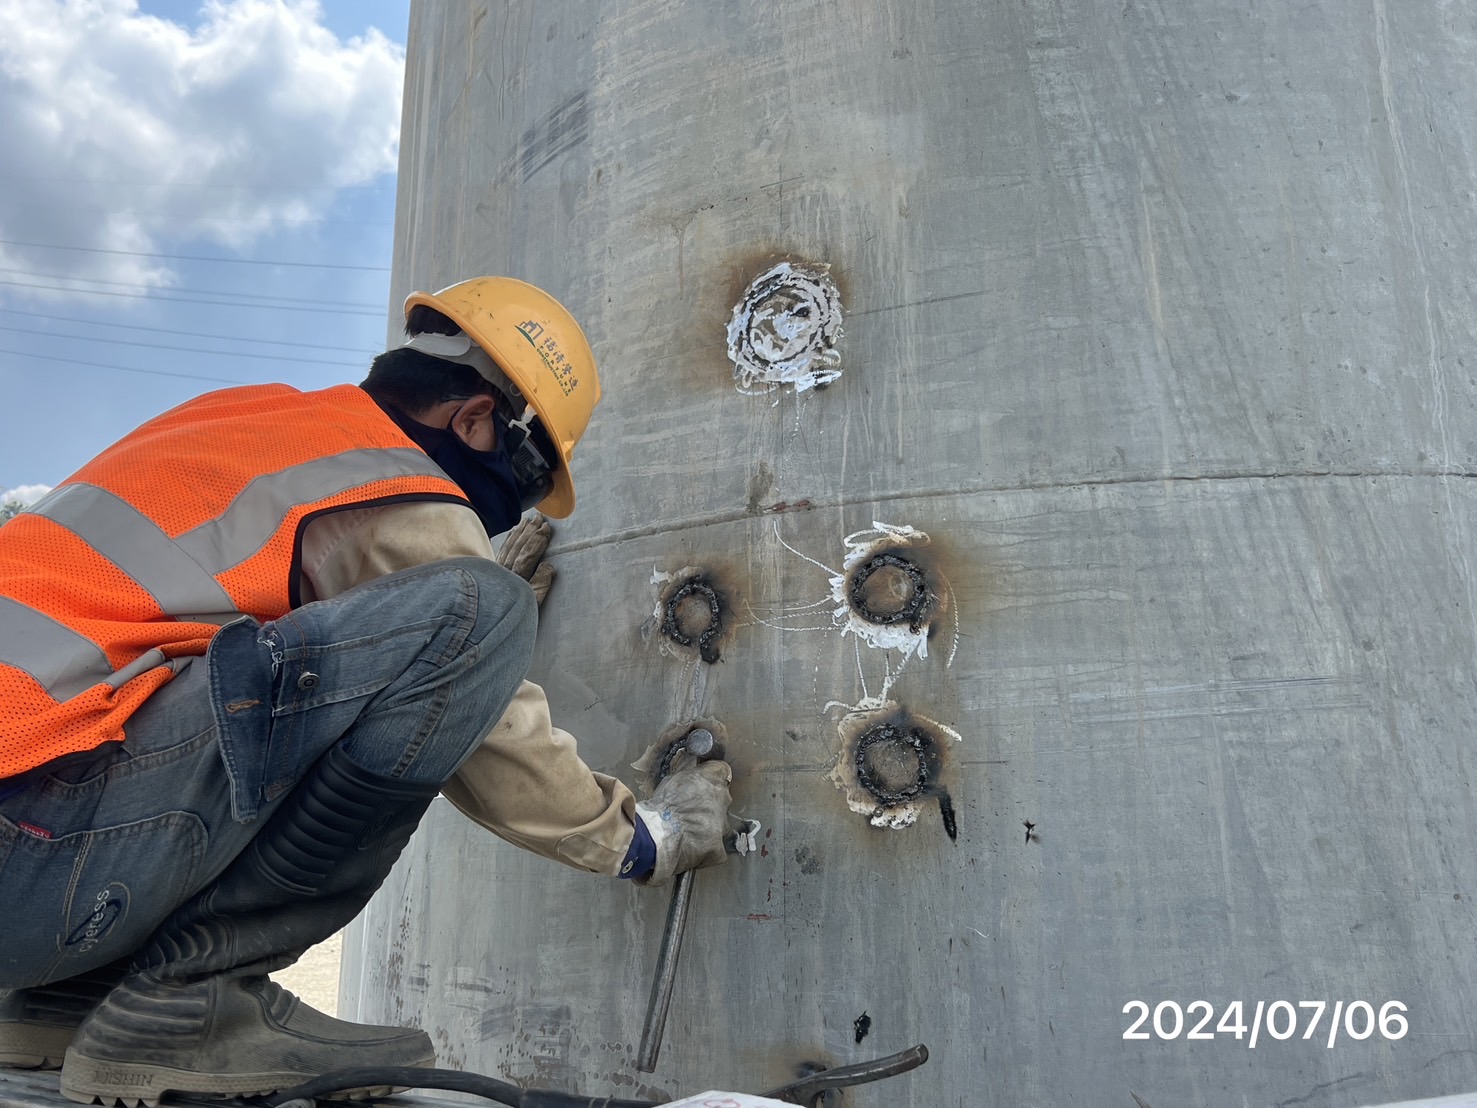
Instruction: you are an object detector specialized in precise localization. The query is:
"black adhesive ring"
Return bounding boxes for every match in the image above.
[654,739,692,785]
[849,552,931,632]
[661,579,723,664]
[853,724,931,804]
[853,721,958,841]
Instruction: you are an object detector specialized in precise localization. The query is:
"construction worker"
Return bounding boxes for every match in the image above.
[0,278,734,1103]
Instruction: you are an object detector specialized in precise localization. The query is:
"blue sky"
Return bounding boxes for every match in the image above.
[0,0,411,502]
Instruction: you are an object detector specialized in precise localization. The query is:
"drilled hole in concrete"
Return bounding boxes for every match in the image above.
[849,552,933,632]
[827,523,955,664]
[668,588,717,642]
[657,575,726,664]
[831,705,959,841]
[854,724,935,803]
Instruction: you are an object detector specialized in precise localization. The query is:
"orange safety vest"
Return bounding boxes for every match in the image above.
[0,384,470,778]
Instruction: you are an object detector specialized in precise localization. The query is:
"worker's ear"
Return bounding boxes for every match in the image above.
[449,393,497,448]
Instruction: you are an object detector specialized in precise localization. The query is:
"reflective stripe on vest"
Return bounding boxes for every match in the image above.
[0,384,470,777]
[31,483,239,620]
[0,596,113,702]
[171,447,450,578]
[26,447,454,608]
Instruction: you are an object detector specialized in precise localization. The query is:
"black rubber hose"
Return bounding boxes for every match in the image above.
[258,1066,660,1108]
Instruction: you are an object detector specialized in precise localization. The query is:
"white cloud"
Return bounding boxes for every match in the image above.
[0,0,404,293]
[1,484,53,506]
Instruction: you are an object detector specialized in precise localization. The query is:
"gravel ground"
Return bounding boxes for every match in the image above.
[270,931,342,1017]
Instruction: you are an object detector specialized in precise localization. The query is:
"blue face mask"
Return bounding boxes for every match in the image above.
[383,403,523,537]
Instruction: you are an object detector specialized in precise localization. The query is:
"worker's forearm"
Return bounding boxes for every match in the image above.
[440,679,638,875]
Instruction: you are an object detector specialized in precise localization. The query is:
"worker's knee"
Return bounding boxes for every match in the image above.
[435,555,538,662]
[210,557,538,807]
[310,555,536,659]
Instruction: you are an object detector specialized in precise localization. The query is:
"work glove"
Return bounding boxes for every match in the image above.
[635,754,734,887]
[495,512,554,605]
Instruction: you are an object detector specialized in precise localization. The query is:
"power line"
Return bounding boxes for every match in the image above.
[0,174,393,193]
[0,325,369,367]
[2,205,389,230]
[0,239,390,273]
[0,307,380,354]
[0,267,380,309]
[0,347,248,385]
[0,278,383,316]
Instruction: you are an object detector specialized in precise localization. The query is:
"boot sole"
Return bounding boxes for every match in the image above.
[0,1025,75,1071]
[60,1050,434,1106]
[0,1052,66,1070]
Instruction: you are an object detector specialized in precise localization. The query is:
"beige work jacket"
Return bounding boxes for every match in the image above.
[299,501,637,876]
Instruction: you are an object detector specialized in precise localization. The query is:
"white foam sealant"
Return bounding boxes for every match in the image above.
[726,261,843,394]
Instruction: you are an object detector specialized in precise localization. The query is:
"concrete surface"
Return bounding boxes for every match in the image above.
[343,3,1477,1106]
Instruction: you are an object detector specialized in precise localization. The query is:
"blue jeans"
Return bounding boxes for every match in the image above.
[0,557,535,990]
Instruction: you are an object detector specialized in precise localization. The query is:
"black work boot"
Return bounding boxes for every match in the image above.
[59,973,429,1103]
[0,963,128,1070]
[61,747,441,1105]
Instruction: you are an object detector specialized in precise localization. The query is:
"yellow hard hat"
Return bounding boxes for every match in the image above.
[404,277,601,518]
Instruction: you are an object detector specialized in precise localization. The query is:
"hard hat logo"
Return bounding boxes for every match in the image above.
[403,277,601,518]
[514,319,582,398]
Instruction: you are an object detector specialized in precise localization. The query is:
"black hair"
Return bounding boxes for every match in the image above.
[360,304,490,416]
[405,304,459,336]
[360,348,492,416]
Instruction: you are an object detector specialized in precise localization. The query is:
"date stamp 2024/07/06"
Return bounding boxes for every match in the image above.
[1123,1000,1409,1049]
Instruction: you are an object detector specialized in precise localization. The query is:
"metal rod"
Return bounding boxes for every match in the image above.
[634,867,696,1072]
[761,1044,931,1105]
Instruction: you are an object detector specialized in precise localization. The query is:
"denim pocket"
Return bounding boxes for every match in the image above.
[257,613,452,802]
[0,809,205,989]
